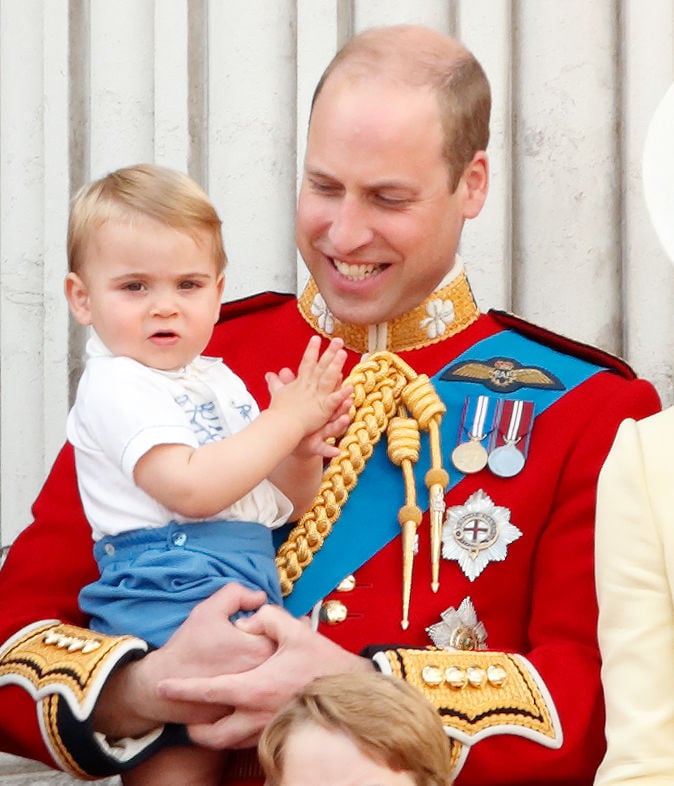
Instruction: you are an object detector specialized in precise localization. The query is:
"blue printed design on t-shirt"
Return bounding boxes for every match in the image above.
[234,402,253,422]
[175,394,224,445]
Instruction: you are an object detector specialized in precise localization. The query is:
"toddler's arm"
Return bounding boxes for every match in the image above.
[134,336,350,519]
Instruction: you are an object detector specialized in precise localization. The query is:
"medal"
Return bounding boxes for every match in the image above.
[442,490,523,581]
[488,443,525,477]
[451,395,494,474]
[452,439,489,473]
[426,596,488,651]
[487,399,534,478]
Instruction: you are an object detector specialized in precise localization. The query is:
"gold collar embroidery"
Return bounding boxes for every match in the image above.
[297,269,480,354]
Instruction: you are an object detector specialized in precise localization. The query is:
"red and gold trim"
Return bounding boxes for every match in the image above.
[298,269,480,354]
[374,647,562,752]
[0,621,147,775]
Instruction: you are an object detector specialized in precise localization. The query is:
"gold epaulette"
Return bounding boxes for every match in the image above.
[375,648,562,751]
[0,620,148,776]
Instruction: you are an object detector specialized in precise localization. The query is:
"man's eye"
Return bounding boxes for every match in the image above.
[375,194,409,208]
[311,180,340,195]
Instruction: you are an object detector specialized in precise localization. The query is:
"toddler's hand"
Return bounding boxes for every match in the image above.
[265,336,353,441]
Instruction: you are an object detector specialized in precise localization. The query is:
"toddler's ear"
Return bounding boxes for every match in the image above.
[64,272,93,326]
[213,272,225,323]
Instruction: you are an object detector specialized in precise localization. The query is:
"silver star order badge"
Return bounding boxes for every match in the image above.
[426,596,487,650]
[442,489,522,581]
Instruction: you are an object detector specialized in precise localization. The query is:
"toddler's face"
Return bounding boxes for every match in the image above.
[277,723,417,786]
[67,218,223,371]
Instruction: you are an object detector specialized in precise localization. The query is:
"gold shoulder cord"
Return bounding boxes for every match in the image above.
[276,351,449,628]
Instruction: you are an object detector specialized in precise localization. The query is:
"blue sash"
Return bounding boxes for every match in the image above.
[282,329,604,616]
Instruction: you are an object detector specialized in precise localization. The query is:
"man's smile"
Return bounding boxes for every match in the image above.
[331,258,387,280]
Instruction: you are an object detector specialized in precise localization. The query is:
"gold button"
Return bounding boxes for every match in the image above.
[67,638,87,652]
[467,667,486,688]
[319,600,348,625]
[487,664,507,687]
[56,636,74,649]
[421,665,444,686]
[445,666,467,689]
[335,575,356,592]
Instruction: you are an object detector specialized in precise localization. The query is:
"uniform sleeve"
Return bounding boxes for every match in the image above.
[372,646,561,782]
[594,415,674,786]
[0,444,174,777]
[372,375,661,785]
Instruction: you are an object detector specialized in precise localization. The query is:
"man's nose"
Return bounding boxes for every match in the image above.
[327,195,373,254]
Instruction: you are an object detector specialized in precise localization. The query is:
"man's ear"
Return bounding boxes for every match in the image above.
[64,272,93,326]
[461,151,489,219]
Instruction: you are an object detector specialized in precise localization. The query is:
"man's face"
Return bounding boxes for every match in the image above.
[296,73,483,326]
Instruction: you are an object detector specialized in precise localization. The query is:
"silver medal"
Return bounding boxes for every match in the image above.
[488,442,525,477]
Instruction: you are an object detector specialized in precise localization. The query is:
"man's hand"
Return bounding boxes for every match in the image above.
[93,584,275,738]
[157,603,375,749]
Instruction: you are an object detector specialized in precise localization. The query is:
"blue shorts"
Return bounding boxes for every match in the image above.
[79,520,282,647]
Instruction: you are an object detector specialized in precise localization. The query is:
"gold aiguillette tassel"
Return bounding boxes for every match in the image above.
[426,466,449,593]
[400,375,448,594]
[387,415,422,629]
[399,510,421,629]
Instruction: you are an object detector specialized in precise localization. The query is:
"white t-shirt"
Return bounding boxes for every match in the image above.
[67,334,292,540]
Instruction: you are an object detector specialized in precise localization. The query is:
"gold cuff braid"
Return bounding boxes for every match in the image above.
[0,621,147,776]
[378,648,562,749]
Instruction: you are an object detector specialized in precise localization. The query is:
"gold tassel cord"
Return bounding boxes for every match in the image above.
[386,415,422,629]
[401,374,449,591]
[275,351,448,627]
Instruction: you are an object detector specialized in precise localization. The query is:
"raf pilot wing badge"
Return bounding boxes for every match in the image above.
[440,357,564,394]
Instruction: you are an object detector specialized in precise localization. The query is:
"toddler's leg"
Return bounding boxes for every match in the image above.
[122,746,226,786]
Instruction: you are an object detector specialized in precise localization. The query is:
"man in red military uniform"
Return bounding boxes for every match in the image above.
[0,25,660,785]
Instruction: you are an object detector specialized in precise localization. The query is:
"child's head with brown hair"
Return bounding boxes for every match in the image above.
[258,672,455,786]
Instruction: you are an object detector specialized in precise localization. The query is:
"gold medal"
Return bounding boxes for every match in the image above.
[452,395,494,474]
[451,438,489,473]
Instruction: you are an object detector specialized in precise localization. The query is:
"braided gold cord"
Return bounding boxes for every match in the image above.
[401,373,450,593]
[387,415,424,628]
[387,416,420,467]
[276,351,446,599]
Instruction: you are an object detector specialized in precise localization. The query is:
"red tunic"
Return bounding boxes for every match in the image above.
[0,291,661,785]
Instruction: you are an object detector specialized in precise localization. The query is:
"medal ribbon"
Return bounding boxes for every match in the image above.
[491,399,534,449]
[282,328,605,616]
[467,395,492,440]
